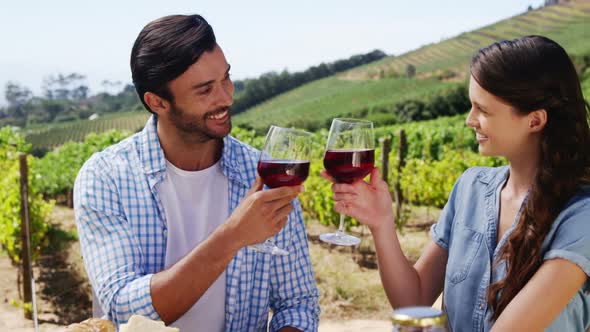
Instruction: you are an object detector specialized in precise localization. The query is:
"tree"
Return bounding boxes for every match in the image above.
[405,64,416,78]
[3,82,33,126]
[101,79,122,95]
[42,73,88,100]
[5,82,32,108]
[231,49,387,113]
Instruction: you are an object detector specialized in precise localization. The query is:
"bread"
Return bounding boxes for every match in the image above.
[119,315,179,332]
[65,318,116,332]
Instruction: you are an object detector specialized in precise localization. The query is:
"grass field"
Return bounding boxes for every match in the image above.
[233,77,457,131]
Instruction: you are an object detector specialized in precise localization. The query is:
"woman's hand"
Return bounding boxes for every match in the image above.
[320,167,395,233]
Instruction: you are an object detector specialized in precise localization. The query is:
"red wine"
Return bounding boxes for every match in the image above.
[324,149,374,183]
[257,160,310,188]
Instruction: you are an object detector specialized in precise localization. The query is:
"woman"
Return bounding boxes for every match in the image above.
[322,35,590,331]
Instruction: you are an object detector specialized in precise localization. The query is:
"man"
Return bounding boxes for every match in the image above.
[74,14,320,331]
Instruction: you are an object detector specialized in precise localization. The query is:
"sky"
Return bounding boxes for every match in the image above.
[0,0,545,106]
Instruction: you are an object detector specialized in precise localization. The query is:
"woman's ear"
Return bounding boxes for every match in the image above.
[528,109,547,132]
[144,92,170,116]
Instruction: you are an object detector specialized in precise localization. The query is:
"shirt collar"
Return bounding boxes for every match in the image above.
[219,135,254,188]
[477,165,509,185]
[138,115,252,188]
[139,115,167,175]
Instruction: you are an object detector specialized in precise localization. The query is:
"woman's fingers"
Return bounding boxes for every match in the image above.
[320,170,336,183]
[334,201,363,218]
[369,167,390,191]
[332,183,356,193]
[332,192,357,201]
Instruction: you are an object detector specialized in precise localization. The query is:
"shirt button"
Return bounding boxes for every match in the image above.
[479,304,483,309]
[163,229,168,237]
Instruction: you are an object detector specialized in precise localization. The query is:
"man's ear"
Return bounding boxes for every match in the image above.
[528,109,547,133]
[144,92,170,116]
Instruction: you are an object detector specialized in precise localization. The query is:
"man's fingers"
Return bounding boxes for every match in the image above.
[259,185,303,202]
[274,217,289,233]
[273,203,294,223]
[246,176,264,196]
[268,196,295,213]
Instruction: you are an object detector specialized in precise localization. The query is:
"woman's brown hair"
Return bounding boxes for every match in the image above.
[470,35,590,321]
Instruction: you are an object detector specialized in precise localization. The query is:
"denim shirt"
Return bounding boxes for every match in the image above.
[431,166,590,332]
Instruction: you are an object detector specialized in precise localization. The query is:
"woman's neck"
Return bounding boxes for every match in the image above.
[506,148,540,198]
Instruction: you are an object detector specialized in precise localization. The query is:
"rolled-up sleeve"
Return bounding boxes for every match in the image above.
[269,199,320,332]
[543,200,590,280]
[74,154,160,325]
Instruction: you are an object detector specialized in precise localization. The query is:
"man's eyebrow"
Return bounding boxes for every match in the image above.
[191,64,231,90]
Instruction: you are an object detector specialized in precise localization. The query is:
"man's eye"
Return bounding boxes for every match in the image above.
[200,88,212,95]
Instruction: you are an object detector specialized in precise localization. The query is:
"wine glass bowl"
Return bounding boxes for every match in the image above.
[252,125,312,255]
[320,118,375,246]
[257,160,310,188]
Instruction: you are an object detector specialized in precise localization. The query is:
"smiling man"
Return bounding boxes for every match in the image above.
[74,14,319,332]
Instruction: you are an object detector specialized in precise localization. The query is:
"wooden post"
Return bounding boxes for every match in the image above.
[379,136,392,184]
[391,130,407,224]
[396,129,407,203]
[18,153,32,319]
[67,188,74,208]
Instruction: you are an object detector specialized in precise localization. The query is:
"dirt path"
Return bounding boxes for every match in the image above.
[319,319,391,331]
[0,206,91,331]
[0,254,62,331]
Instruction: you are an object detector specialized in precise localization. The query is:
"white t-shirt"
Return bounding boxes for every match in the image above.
[158,159,229,332]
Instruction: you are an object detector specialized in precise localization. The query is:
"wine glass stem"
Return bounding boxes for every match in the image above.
[338,213,346,233]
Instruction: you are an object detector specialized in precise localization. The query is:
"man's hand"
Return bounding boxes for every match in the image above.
[227,176,304,247]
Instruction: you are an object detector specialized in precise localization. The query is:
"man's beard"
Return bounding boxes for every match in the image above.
[168,103,232,143]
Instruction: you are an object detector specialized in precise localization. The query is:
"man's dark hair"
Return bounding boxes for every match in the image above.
[130,14,217,113]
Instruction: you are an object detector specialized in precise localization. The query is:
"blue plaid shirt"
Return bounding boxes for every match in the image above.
[74,116,320,331]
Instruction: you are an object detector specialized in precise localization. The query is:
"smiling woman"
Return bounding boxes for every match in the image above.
[466,78,536,158]
[321,35,590,332]
[468,35,590,328]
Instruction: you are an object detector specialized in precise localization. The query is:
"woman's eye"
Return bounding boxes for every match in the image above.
[474,105,487,115]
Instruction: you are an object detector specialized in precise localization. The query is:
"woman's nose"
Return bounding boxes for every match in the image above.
[465,109,478,128]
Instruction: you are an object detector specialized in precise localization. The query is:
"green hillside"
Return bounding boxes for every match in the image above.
[345,0,589,80]
[25,112,149,152]
[234,77,457,131]
[234,0,589,132]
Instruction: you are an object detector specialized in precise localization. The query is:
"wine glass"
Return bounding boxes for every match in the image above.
[320,118,375,246]
[253,125,312,255]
